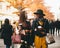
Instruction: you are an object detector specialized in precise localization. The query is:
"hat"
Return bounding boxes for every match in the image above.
[34,9,45,16]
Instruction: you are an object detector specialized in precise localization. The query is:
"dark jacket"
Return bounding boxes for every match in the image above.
[1,24,13,46]
[32,18,49,37]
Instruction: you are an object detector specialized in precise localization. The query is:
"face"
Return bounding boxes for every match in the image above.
[17,25,22,30]
[34,14,40,19]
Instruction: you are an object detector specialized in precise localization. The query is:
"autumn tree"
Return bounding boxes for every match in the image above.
[6,0,54,20]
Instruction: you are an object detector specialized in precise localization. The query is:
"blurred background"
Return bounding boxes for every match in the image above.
[0,0,60,48]
[0,0,60,26]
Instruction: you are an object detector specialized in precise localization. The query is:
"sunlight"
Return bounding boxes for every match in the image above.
[0,0,19,21]
[44,0,60,20]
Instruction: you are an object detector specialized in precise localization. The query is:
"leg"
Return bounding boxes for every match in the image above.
[12,43,14,48]
[41,37,47,48]
[34,35,41,48]
[6,45,10,48]
[58,28,59,35]
[53,28,55,35]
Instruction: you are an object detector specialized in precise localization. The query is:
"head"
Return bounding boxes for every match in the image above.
[19,11,27,22]
[13,21,16,24]
[34,9,45,18]
[4,18,9,24]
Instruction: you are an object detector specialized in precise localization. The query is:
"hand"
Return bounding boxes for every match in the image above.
[21,30,26,35]
[41,32,45,34]
[25,30,30,32]
[47,33,49,35]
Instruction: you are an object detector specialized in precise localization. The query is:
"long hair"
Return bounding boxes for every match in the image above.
[19,11,27,23]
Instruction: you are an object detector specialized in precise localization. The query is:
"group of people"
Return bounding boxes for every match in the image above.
[49,19,60,35]
[0,9,49,48]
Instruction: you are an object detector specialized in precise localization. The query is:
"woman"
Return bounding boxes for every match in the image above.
[1,18,13,48]
[19,11,32,48]
[32,9,49,48]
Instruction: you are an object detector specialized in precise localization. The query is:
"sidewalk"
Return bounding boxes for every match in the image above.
[0,39,5,48]
[48,35,60,48]
[0,35,60,48]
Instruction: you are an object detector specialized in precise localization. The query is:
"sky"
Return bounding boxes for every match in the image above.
[44,0,60,20]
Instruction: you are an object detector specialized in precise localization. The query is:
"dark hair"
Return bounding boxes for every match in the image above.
[4,18,9,24]
[19,11,27,22]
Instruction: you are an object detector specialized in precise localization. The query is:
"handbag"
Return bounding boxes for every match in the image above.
[11,33,21,44]
[1,29,5,39]
[46,34,55,44]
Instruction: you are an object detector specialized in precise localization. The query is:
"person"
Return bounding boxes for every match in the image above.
[19,11,32,48]
[1,18,13,48]
[55,19,60,35]
[32,9,49,48]
[49,20,55,35]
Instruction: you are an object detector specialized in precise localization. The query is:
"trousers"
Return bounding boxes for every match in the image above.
[34,35,47,48]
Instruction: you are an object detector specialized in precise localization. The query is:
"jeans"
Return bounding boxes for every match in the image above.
[6,45,10,48]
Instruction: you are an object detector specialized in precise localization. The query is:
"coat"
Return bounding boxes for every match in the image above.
[32,18,49,37]
[1,24,13,46]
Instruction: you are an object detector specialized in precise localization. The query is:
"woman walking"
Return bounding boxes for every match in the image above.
[19,11,32,48]
[1,18,13,48]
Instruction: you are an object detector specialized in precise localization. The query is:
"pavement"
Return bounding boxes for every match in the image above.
[0,34,60,48]
[48,35,60,48]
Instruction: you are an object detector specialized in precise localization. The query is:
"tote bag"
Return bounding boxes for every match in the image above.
[11,34,21,44]
[46,34,55,44]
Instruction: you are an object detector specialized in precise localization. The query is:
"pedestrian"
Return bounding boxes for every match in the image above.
[1,18,13,48]
[49,20,55,35]
[32,9,49,48]
[19,11,32,48]
[55,19,60,35]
